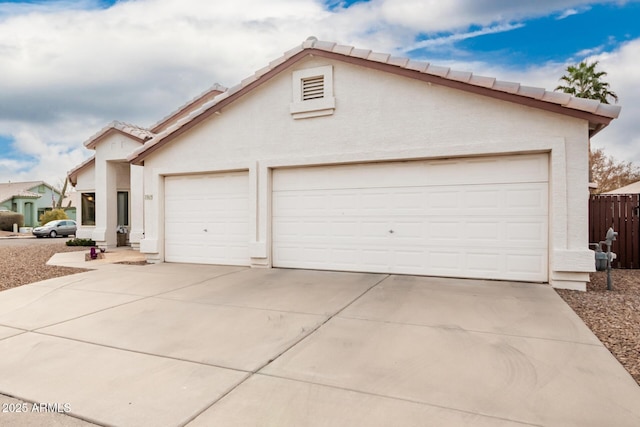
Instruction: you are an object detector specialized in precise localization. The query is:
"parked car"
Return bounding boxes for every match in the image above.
[32,220,77,238]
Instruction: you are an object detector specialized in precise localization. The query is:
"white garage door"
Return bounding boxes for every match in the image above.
[165,172,250,265]
[273,154,549,282]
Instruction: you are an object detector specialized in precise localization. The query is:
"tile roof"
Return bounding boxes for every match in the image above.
[0,181,47,203]
[84,121,155,149]
[150,83,227,133]
[67,155,96,186]
[125,37,622,165]
[291,38,621,119]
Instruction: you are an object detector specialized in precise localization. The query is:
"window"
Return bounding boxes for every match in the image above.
[38,184,45,193]
[290,65,335,119]
[81,193,95,226]
[117,191,129,227]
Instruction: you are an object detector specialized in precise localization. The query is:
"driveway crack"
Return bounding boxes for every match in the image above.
[182,273,392,425]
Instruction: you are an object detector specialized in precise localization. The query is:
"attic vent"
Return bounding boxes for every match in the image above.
[302,76,324,101]
[290,65,335,119]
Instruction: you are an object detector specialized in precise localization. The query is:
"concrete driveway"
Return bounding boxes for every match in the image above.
[0,262,639,427]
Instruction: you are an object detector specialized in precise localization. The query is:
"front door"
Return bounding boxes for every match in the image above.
[24,202,33,226]
[117,191,129,228]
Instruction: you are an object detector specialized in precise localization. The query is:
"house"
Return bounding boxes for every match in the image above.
[603,180,640,194]
[68,38,621,291]
[0,181,73,227]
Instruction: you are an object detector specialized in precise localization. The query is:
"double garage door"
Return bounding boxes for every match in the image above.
[165,154,549,281]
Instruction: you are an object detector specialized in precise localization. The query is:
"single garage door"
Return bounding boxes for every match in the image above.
[165,172,250,265]
[272,154,548,282]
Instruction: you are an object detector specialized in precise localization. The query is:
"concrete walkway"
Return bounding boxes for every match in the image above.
[0,261,639,426]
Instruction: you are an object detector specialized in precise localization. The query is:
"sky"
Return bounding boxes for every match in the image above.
[1,0,639,187]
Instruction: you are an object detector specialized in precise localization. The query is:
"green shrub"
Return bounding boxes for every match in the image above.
[66,238,96,247]
[0,212,24,231]
[39,209,68,225]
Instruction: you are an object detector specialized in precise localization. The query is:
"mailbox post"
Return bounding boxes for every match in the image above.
[604,227,618,290]
[591,226,617,290]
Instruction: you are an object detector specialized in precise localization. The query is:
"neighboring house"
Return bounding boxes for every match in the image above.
[0,181,73,227]
[603,180,640,194]
[69,38,621,291]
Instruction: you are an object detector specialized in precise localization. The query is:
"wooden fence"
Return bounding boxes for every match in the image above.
[588,194,640,269]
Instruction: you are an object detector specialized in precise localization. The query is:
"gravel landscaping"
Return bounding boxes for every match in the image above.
[0,237,88,291]
[1,235,638,387]
[557,270,640,386]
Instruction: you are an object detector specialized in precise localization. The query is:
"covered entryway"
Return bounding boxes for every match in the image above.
[164,171,250,265]
[272,153,549,282]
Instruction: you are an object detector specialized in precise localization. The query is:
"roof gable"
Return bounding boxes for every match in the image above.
[128,38,622,165]
[67,155,96,186]
[0,181,58,203]
[84,121,155,150]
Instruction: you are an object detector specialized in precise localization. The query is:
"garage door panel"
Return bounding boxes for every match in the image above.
[466,252,502,272]
[273,154,549,282]
[165,172,250,266]
[275,217,547,248]
[274,155,548,191]
[277,184,546,217]
[466,190,501,208]
[466,221,500,240]
[506,253,546,274]
[506,221,547,244]
[506,193,548,214]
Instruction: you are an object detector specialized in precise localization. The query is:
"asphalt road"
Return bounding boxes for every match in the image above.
[0,236,73,247]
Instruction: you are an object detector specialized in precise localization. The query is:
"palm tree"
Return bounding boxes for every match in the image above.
[556,61,619,191]
[555,60,618,104]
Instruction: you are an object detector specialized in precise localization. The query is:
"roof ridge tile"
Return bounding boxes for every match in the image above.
[447,70,472,83]
[388,56,409,67]
[332,44,354,55]
[566,97,600,114]
[518,85,546,100]
[405,60,428,72]
[492,80,521,94]
[128,37,622,165]
[350,48,372,59]
[314,41,337,51]
[425,64,449,77]
[469,75,496,88]
[367,52,391,63]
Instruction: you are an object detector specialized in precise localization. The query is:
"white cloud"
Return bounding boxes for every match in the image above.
[0,0,639,186]
[374,0,617,32]
[402,23,524,52]
[556,8,582,19]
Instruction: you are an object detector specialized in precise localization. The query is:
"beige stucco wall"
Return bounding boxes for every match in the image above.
[139,56,592,289]
[74,163,95,193]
